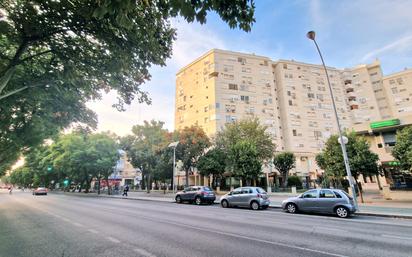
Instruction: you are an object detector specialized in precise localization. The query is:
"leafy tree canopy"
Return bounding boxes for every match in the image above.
[175,125,211,186]
[316,132,379,188]
[392,126,412,171]
[228,140,261,183]
[273,152,295,188]
[197,147,226,179]
[0,0,255,174]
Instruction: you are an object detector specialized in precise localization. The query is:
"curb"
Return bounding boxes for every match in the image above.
[55,192,412,220]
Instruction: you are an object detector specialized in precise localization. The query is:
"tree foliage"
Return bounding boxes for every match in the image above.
[175,126,211,186]
[273,152,295,188]
[0,0,256,173]
[229,140,262,184]
[7,130,119,192]
[316,132,379,188]
[216,118,275,181]
[122,120,170,192]
[392,126,412,171]
[197,147,226,187]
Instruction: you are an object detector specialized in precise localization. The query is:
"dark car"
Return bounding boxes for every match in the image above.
[175,186,216,205]
[282,188,357,218]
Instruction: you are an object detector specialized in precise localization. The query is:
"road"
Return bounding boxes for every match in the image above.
[1,191,412,257]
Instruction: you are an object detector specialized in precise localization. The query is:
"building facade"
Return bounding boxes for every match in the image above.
[175,49,412,189]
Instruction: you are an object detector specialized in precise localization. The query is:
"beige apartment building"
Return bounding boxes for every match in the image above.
[175,49,412,189]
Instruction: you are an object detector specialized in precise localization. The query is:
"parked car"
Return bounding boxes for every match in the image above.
[220,187,270,210]
[281,188,356,218]
[33,187,48,196]
[175,186,216,205]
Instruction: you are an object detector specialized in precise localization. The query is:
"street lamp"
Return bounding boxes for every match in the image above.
[306,31,359,210]
[168,141,179,193]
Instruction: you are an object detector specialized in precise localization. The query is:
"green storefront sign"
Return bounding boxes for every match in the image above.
[370,119,400,129]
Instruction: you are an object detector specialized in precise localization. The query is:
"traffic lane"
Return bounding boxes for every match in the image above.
[25,193,412,257]
[0,195,137,257]
[15,193,340,257]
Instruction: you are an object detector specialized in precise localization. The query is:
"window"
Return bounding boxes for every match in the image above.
[396,78,404,85]
[232,188,242,195]
[287,91,291,96]
[215,103,220,109]
[204,106,209,112]
[391,87,398,94]
[204,117,209,123]
[240,95,250,102]
[228,83,238,90]
[241,188,252,194]
[292,129,297,136]
[307,93,315,99]
[302,190,318,198]
[283,63,288,69]
[333,191,342,198]
[289,100,293,106]
[319,190,335,198]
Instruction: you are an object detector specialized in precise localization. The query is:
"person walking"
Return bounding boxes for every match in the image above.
[122,184,129,197]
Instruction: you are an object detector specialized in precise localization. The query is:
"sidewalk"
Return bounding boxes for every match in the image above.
[60,190,412,219]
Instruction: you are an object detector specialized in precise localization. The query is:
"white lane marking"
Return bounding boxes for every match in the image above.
[72,222,84,227]
[87,229,98,234]
[152,218,347,257]
[134,248,157,257]
[382,234,412,240]
[106,236,120,243]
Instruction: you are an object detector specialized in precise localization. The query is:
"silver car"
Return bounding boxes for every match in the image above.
[282,188,356,218]
[220,187,270,210]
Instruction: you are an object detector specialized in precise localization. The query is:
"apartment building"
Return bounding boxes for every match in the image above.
[382,68,412,117]
[175,49,412,186]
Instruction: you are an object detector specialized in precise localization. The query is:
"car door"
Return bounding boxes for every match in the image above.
[186,186,198,201]
[317,189,337,213]
[229,188,243,206]
[238,188,253,207]
[296,189,319,212]
[181,187,191,200]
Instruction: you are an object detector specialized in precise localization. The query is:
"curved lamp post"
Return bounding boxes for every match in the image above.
[168,141,179,193]
[306,31,358,210]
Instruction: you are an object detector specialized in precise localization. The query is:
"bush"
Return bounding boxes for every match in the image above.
[287,176,302,189]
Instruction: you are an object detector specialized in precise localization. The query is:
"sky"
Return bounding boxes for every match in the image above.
[87,0,412,136]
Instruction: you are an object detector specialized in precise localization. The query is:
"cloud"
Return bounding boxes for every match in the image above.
[87,20,227,136]
[360,34,412,62]
[169,20,226,68]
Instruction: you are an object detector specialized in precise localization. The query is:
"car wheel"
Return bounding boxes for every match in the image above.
[221,200,229,208]
[175,196,182,204]
[286,203,297,213]
[195,196,202,205]
[250,201,260,210]
[335,206,349,218]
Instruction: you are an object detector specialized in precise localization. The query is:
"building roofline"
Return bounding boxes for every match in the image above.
[383,68,412,80]
[176,49,271,75]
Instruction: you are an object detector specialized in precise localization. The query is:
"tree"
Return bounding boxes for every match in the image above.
[197,148,226,188]
[124,120,169,193]
[175,126,211,187]
[9,166,33,188]
[229,140,261,186]
[216,118,275,182]
[316,132,379,191]
[0,0,255,174]
[392,126,412,171]
[273,152,295,188]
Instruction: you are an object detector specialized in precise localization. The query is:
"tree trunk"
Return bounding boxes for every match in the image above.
[97,175,101,195]
[376,174,382,190]
[146,173,151,193]
[282,172,288,188]
[105,176,111,195]
[185,169,189,187]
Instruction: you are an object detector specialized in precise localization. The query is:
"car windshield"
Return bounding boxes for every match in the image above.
[341,190,353,200]
[202,187,212,191]
[256,187,266,193]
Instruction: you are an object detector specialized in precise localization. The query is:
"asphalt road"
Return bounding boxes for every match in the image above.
[1,191,412,257]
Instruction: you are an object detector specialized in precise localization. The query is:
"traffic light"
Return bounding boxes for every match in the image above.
[63,179,69,186]
[47,166,52,172]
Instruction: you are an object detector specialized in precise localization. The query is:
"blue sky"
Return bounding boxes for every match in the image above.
[87,0,412,135]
